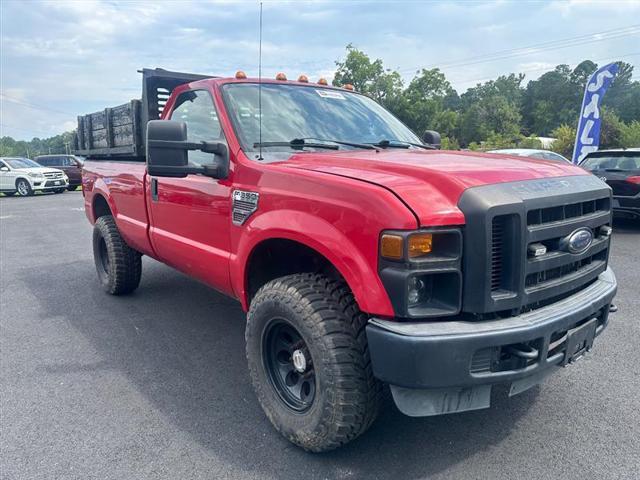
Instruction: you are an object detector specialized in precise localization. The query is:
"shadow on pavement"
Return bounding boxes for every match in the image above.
[22,258,538,480]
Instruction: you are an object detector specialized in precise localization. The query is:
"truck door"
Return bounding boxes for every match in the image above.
[147,88,233,295]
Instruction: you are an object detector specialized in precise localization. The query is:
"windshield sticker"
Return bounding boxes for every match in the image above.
[316,89,346,100]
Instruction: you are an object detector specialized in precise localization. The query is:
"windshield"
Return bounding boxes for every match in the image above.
[5,158,41,169]
[581,154,640,171]
[222,83,421,154]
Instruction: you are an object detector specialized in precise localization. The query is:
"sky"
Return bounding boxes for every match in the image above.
[1,0,639,140]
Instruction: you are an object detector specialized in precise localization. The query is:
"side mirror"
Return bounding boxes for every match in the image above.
[422,130,441,149]
[0,166,9,172]
[146,120,228,179]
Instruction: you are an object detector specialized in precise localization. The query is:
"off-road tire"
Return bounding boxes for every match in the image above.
[16,179,32,196]
[246,273,382,452]
[92,215,142,295]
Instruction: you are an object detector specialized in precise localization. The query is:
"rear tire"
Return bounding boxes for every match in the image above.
[93,215,142,295]
[246,273,382,452]
[16,179,32,196]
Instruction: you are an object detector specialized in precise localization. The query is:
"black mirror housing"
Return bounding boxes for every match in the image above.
[146,120,228,179]
[422,130,441,149]
[147,120,189,177]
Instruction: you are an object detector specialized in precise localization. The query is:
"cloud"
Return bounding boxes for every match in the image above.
[0,0,637,140]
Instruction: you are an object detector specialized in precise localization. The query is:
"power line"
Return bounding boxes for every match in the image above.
[449,52,640,87]
[0,122,59,138]
[398,24,640,73]
[0,93,75,116]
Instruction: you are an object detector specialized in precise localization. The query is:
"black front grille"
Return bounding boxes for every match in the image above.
[459,176,612,315]
[525,250,607,288]
[490,217,505,292]
[527,198,610,226]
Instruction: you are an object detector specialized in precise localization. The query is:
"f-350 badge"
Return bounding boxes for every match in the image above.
[232,190,259,225]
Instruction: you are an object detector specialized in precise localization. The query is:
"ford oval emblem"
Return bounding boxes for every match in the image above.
[564,227,594,254]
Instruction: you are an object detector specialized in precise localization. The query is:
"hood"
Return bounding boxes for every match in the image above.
[280,149,589,226]
[13,167,64,175]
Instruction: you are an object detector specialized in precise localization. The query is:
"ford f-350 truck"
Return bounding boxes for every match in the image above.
[76,68,617,452]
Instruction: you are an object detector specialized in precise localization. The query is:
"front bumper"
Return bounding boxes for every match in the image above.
[366,267,617,415]
[32,178,69,191]
[613,194,640,218]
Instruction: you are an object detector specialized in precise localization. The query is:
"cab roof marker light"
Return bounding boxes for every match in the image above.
[235,71,247,79]
[343,84,354,91]
[317,78,328,85]
[298,75,309,83]
[275,72,287,81]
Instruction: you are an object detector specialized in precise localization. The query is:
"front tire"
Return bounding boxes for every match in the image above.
[246,273,382,452]
[16,179,32,196]
[92,215,142,295]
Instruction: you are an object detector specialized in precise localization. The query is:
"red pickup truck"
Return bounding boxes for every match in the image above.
[76,68,617,452]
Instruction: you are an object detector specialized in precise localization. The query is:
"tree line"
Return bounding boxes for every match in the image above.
[333,44,640,155]
[2,45,639,158]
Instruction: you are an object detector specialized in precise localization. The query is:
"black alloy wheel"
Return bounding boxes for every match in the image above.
[263,320,316,412]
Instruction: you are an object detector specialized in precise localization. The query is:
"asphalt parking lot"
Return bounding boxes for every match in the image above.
[1,191,639,480]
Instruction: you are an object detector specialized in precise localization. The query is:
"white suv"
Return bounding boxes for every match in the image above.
[0,157,69,196]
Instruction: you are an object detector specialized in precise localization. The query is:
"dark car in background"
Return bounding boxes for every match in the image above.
[581,149,640,220]
[34,154,84,190]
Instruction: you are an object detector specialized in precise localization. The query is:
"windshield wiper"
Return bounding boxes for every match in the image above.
[299,137,380,151]
[368,139,435,150]
[253,138,339,150]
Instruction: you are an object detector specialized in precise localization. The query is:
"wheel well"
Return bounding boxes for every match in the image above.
[246,239,342,303]
[93,194,112,219]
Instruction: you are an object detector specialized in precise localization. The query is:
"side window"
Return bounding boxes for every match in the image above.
[61,157,73,166]
[37,158,48,166]
[0,160,7,169]
[169,90,223,166]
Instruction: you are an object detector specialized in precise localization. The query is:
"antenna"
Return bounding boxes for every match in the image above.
[258,2,263,161]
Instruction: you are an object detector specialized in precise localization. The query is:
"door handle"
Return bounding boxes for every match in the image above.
[151,177,159,202]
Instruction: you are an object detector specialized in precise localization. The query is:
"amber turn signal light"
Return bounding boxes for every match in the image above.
[408,233,433,258]
[380,234,404,260]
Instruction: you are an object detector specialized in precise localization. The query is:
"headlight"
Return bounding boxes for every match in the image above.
[28,172,44,178]
[379,228,463,318]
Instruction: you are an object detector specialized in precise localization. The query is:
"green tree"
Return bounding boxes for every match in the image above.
[620,121,640,147]
[333,44,403,105]
[397,68,457,136]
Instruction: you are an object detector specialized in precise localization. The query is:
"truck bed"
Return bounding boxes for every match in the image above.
[83,160,154,256]
[73,68,215,160]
